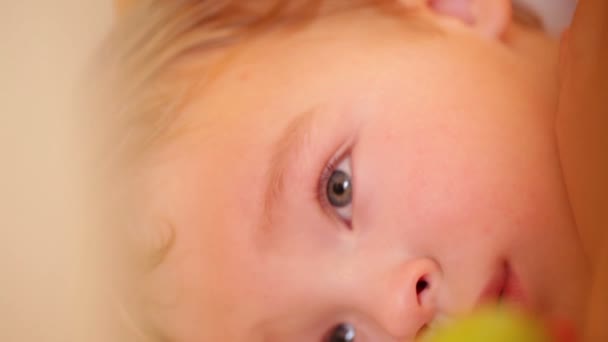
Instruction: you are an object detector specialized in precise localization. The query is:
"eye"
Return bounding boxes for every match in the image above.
[326,323,356,342]
[323,157,353,222]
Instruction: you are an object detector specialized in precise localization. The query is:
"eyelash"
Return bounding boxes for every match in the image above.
[317,152,353,229]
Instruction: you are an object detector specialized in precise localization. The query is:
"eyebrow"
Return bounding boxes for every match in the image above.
[260,109,317,230]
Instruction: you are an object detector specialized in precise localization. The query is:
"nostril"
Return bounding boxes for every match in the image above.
[415,276,431,307]
[416,277,429,295]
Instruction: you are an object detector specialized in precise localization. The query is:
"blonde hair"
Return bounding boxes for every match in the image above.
[94,0,413,163]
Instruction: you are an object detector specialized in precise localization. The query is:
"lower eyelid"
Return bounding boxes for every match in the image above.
[336,206,353,227]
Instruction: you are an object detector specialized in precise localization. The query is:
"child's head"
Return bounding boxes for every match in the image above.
[101,1,590,341]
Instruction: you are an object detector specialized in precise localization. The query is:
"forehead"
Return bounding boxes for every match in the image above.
[173,6,535,139]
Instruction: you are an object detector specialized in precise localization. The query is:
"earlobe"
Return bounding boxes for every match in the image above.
[424,0,513,39]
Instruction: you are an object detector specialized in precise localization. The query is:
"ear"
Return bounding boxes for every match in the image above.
[402,0,513,39]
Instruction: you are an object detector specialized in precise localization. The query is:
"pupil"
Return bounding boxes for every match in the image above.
[333,182,346,195]
[330,323,356,342]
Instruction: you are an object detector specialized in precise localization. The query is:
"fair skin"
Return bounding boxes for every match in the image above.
[122,1,592,341]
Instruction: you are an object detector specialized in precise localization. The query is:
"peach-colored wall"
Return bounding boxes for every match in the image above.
[0,2,113,342]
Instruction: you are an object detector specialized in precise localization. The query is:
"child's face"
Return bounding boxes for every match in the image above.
[135,7,589,342]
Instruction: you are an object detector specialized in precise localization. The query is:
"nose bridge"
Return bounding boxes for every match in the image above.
[365,257,441,338]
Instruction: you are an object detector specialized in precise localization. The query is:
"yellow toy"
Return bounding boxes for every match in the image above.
[422,308,552,342]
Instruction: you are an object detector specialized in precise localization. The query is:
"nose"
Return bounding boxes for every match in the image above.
[369,258,441,339]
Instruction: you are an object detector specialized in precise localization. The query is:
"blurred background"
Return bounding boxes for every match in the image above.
[0,1,112,341]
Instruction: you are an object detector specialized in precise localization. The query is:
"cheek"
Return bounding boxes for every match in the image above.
[356,109,568,251]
